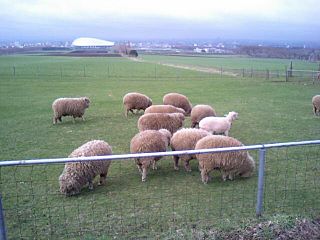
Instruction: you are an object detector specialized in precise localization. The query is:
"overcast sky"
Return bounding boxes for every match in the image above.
[1,0,319,42]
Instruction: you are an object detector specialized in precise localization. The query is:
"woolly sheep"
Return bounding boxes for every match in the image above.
[312,95,320,116]
[190,104,217,128]
[199,111,238,136]
[144,104,187,116]
[170,128,211,172]
[195,135,255,184]
[59,140,112,196]
[123,92,152,117]
[163,93,192,116]
[137,112,185,134]
[52,97,90,124]
[130,129,171,181]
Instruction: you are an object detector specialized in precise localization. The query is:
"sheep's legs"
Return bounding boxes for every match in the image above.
[173,156,179,170]
[141,168,147,182]
[99,173,106,185]
[88,180,94,190]
[152,160,158,170]
[184,160,192,172]
[201,170,210,184]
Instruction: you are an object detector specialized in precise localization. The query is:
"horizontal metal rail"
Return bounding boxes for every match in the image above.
[0,139,320,167]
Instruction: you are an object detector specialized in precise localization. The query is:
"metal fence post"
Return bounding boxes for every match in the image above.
[0,195,7,240]
[256,147,266,217]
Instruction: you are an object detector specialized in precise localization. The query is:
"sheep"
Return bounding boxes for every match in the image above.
[195,135,255,184]
[123,92,152,117]
[52,97,90,124]
[170,128,211,172]
[144,104,187,116]
[59,140,112,196]
[163,93,192,116]
[199,111,238,136]
[130,129,171,181]
[312,95,320,116]
[190,104,217,128]
[137,112,185,134]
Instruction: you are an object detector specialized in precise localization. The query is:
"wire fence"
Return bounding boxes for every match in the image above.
[1,64,320,83]
[0,140,319,239]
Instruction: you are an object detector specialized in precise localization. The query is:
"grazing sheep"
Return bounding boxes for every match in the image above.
[59,140,112,196]
[312,95,320,116]
[52,97,90,124]
[170,128,211,171]
[130,129,171,181]
[163,93,192,116]
[145,104,186,116]
[195,135,255,184]
[191,104,217,128]
[199,111,238,136]
[123,92,152,117]
[138,113,185,134]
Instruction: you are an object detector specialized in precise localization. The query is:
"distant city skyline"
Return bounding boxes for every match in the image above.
[1,0,319,43]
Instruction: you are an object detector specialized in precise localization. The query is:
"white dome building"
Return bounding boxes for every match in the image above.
[71,37,115,49]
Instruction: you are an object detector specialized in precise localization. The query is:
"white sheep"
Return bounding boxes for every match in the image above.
[137,112,185,134]
[163,93,192,116]
[199,111,238,136]
[123,92,152,117]
[52,97,90,124]
[59,140,112,196]
[130,129,171,181]
[170,128,211,171]
[190,104,216,128]
[195,135,255,184]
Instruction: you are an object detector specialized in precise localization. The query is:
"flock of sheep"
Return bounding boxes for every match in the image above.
[53,93,320,196]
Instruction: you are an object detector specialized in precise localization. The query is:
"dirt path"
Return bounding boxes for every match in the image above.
[127,57,238,77]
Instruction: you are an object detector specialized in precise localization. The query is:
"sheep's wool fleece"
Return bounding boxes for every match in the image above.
[163,93,192,115]
[130,130,168,153]
[191,105,216,126]
[138,113,184,133]
[123,92,152,110]
[145,105,186,115]
[59,140,112,195]
[195,135,251,171]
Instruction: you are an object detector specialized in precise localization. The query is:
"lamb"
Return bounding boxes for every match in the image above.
[190,104,217,128]
[130,129,171,181]
[170,128,211,172]
[163,93,192,116]
[52,97,90,124]
[144,105,186,116]
[137,112,185,134]
[312,95,320,116]
[199,111,238,136]
[59,140,112,196]
[195,135,255,184]
[123,92,152,117]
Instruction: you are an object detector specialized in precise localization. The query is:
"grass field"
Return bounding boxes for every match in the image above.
[0,55,319,239]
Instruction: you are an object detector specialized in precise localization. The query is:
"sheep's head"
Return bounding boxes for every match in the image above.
[238,154,255,178]
[59,174,81,196]
[83,97,90,108]
[174,113,185,122]
[147,98,152,108]
[226,111,238,122]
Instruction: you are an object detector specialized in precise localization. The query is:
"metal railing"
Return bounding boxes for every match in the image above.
[0,139,319,239]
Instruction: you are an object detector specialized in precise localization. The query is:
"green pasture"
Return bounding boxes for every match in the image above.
[0,55,319,239]
[141,54,319,71]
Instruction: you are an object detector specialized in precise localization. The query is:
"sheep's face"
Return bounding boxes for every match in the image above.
[147,98,152,108]
[59,175,80,196]
[229,111,238,121]
[83,97,90,108]
[239,155,255,178]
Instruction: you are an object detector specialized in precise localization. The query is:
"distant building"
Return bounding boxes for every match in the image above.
[71,37,115,50]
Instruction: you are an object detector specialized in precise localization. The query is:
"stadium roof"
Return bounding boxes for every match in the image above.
[71,37,115,47]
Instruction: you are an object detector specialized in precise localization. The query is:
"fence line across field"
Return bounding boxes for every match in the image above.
[1,139,320,166]
[0,139,320,239]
